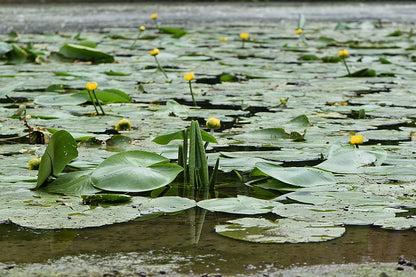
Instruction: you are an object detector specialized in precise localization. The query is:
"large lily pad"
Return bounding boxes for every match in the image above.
[252,162,336,187]
[91,151,183,192]
[216,217,345,243]
[58,43,114,63]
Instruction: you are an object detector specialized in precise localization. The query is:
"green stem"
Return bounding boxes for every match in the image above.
[92,90,105,115]
[87,90,99,114]
[241,39,245,49]
[342,58,351,76]
[129,32,142,49]
[154,56,169,80]
[188,81,197,106]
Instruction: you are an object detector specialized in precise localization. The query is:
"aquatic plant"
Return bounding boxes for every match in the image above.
[240,33,249,48]
[86,82,105,115]
[184,72,196,106]
[150,48,169,80]
[338,49,351,76]
[130,25,146,49]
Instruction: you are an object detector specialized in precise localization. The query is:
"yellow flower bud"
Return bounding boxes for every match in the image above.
[338,49,348,58]
[140,26,146,31]
[280,97,288,106]
[240,33,249,40]
[28,157,41,170]
[184,73,195,81]
[115,118,132,131]
[295,28,302,35]
[350,135,364,145]
[206,117,221,130]
[220,37,227,42]
[86,82,98,91]
[151,14,158,20]
[150,48,160,56]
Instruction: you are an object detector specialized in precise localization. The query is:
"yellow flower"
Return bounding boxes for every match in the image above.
[184,73,195,81]
[140,26,146,31]
[350,135,364,145]
[206,117,221,130]
[27,157,41,170]
[240,33,249,40]
[295,28,303,35]
[150,48,160,56]
[220,37,227,42]
[115,118,132,131]
[86,82,98,91]
[151,14,158,20]
[279,97,288,106]
[338,49,348,58]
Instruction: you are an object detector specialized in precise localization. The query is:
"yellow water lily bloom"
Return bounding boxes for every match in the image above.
[151,14,158,20]
[240,33,249,40]
[150,48,160,56]
[115,118,132,131]
[350,135,364,145]
[220,37,227,42]
[184,73,195,81]
[295,28,303,35]
[27,157,41,170]
[206,117,221,130]
[338,49,348,58]
[86,82,98,91]
[140,26,146,31]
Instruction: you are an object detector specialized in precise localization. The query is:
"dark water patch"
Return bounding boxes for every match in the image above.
[211,145,281,152]
[375,122,416,130]
[281,158,324,167]
[364,138,410,146]
[0,97,29,104]
[172,98,271,116]
[354,87,391,96]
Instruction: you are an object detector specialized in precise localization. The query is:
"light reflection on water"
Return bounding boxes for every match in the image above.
[0,209,414,274]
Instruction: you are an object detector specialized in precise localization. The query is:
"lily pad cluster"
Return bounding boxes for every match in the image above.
[0,14,415,243]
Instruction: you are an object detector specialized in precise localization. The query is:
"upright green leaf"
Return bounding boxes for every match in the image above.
[35,130,78,189]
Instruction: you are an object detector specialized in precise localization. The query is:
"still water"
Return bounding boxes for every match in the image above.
[0,209,414,275]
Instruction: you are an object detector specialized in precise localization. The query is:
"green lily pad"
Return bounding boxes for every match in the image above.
[58,43,114,63]
[91,151,183,192]
[43,171,100,196]
[315,145,387,173]
[197,195,281,214]
[34,93,89,106]
[252,162,336,187]
[216,217,345,243]
[159,27,187,38]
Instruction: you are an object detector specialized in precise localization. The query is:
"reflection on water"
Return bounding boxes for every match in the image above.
[1,210,415,274]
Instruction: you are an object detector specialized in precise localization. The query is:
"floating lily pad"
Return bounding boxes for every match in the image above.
[91,151,183,192]
[252,162,336,187]
[197,195,281,215]
[216,217,345,243]
[58,43,115,63]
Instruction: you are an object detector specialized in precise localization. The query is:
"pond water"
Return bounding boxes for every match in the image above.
[1,2,416,276]
[1,212,415,275]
